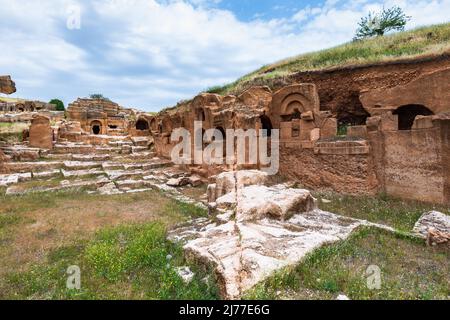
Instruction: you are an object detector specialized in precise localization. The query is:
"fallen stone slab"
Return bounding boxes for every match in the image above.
[169,170,395,299]
[216,184,317,222]
[210,170,269,202]
[169,209,365,299]
[167,177,190,187]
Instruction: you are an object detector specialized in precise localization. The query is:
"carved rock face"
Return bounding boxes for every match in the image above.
[0,75,16,94]
[29,115,53,150]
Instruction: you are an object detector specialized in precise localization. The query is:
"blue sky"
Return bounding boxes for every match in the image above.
[1,0,449,112]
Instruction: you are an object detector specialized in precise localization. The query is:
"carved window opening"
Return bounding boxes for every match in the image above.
[393,104,433,130]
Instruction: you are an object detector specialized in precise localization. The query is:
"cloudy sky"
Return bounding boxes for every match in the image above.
[1,0,449,111]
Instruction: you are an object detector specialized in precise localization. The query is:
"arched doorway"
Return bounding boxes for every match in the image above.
[260,115,273,137]
[393,105,433,130]
[91,121,102,135]
[136,119,149,131]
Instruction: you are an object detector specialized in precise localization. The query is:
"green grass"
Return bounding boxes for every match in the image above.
[246,227,449,300]
[3,223,218,300]
[0,190,215,300]
[0,188,447,300]
[315,192,450,232]
[196,22,450,97]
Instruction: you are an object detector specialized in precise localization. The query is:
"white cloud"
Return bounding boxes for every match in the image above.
[0,0,449,111]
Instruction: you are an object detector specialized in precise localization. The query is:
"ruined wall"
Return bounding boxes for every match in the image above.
[381,127,444,203]
[441,120,450,204]
[246,55,450,123]
[279,143,378,195]
[29,115,53,150]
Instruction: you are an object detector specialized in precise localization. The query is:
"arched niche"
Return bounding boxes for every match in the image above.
[393,104,434,130]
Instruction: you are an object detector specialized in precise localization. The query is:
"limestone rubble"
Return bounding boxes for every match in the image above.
[169,170,393,299]
[413,211,450,246]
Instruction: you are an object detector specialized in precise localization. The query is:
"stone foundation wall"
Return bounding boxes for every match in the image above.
[370,125,447,204]
[279,146,378,195]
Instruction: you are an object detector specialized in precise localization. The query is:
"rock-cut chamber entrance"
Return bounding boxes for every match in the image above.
[91,121,102,135]
[393,104,434,130]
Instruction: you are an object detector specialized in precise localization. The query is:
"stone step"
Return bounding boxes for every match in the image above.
[105,169,150,181]
[115,179,152,190]
[0,173,32,187]
[2,161,64,173]
[5,177,110,196]
[108,140,133,147]
[71,154,111,162]
[112,152,156,161]
[53,144,93,154]
[1,145,43,161]
[102,162,125,171]
[63,161,103,170]
[131,137,151,147]
[33,169,62,179]
[45,153,73,161]
[61,168,105,178]
[131,146,149,153]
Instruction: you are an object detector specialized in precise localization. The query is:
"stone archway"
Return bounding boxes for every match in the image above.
[91,120,102,135]
[393,104,434,130]
[136,119,149,131]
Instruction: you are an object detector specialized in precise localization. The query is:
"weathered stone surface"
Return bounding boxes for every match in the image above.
[169,170,384,299]
[0,75,16,94]
[188,175,203,187]
[212,170,269,202]
[97,182,122,195]
[167,177,190,187]
[413,211,450,240]
[29,115,53,150]
[216,184,317,222]
[0,173,32,187]
[170,209,364,299]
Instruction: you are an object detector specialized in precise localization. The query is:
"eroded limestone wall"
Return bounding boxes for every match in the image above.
[376,126,445,204]
[279,146,378,195]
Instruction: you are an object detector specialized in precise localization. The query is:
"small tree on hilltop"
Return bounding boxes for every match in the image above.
[89,93,112,101]
[355,6,411,40]
[49,99,65,111]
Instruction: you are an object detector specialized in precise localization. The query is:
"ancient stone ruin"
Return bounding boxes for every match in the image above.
[0,75,16,95]
[151,63,450,205]
[1,56,449,299]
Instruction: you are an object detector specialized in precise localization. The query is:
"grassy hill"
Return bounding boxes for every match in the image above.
[206,22,450,96]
